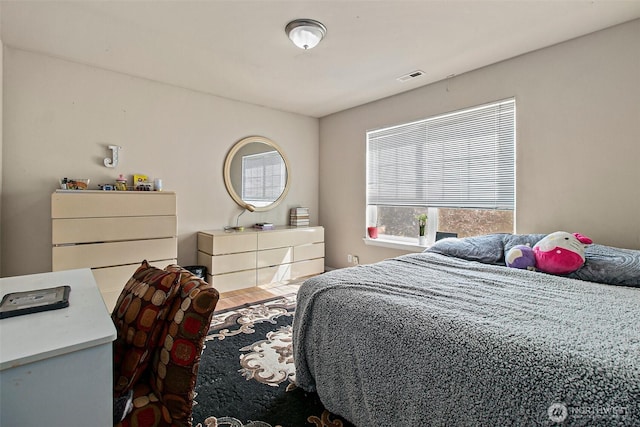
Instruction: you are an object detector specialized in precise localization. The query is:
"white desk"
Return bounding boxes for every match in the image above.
[0,268,117,426]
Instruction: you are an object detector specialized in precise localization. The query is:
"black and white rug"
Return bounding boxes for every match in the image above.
[192,295,353,427]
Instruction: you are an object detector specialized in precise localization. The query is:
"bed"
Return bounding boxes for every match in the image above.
[293,233,640,426]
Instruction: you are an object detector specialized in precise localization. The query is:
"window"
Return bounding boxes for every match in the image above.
[366,99,515,245]
[242,150,286,207]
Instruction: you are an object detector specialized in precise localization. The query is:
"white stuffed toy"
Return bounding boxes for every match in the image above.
[532,231,592,275]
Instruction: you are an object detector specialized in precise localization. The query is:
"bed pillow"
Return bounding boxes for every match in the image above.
[425,233,508,265]
[502,233,547,253]
[568,244,640,287]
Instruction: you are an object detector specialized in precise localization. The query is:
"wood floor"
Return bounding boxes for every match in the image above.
[214,280,302,312]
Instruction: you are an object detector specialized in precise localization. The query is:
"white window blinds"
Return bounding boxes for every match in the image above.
[366,99,515,210]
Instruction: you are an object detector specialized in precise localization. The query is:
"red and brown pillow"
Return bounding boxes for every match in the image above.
[112,261,183,397]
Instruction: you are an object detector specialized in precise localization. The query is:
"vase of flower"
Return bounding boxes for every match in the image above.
[416,213,427,245]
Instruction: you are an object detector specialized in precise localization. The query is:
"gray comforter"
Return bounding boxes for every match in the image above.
[293,252,640,426]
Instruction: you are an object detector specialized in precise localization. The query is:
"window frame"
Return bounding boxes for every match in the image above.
[365,99,516,248]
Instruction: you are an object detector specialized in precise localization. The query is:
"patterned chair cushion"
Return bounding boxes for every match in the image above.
[148,265,219,424]
[114,384,167,427]
[112,261,183,397]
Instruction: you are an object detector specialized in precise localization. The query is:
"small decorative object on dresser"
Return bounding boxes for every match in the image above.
[254,222,274,230]
[290,207,310,226]
[133,174,154,191]
[115,174,128,191]
[60,178,90,190]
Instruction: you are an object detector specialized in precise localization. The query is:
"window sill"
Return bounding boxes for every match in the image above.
[363,237,429,252]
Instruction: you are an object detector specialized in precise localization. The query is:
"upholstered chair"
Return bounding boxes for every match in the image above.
[112,261,219,427]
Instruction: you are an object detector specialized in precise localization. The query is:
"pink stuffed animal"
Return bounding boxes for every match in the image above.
[532,231,593,275]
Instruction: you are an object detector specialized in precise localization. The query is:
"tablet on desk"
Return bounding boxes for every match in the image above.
[0,286,71,319]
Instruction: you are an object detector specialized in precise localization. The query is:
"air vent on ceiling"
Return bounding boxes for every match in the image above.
[397,70,425,82]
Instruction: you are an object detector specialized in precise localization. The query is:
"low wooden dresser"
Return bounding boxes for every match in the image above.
[197,226,324,292]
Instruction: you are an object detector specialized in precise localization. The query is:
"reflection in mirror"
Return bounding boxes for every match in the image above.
[224,136,290,212]
[230,145,285,207]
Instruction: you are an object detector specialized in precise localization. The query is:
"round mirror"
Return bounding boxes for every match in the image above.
[223,136,290,212]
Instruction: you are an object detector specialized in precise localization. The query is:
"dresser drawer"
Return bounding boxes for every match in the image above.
[198,251,256,275]
[293,243,324,262]
[257,247,293,268]
[51,191,176,218]
[91,260,176,294]
[292,258,325,278]
[52,237,177,271]
[257,227,324,250]
[207,270,257,293]
[92,260,176,312]
[53,216,176,245]
[198,232,257,255]
[257,264,293,286]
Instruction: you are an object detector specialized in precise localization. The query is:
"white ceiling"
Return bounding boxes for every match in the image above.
[2,1,639,118]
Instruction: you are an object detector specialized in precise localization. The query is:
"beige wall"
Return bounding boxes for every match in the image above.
[0,6,4,276]
[1,48,319,277]
[319,19,640,269]
[0,46,3,277]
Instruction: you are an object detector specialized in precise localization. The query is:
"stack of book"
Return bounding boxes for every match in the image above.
[254,222,274,230]
[290,207,310,227]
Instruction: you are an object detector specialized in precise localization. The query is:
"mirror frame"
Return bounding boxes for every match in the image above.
[223,135,291,212]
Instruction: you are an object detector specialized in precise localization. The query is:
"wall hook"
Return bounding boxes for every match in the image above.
[104,145,122,168]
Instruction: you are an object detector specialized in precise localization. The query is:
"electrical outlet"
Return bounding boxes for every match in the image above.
[347,254,353,263]
[353,256,359,265]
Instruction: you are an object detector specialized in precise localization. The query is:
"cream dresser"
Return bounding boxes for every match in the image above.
[51,190,178,311]
[197,226,324,292]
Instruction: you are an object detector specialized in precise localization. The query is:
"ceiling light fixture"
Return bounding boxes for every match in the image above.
[285,19,326,50]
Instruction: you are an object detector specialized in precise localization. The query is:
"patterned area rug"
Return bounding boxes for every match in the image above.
[192,295,354,427]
